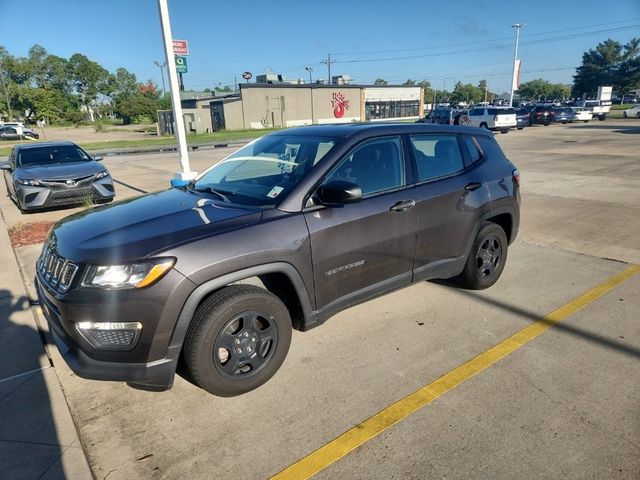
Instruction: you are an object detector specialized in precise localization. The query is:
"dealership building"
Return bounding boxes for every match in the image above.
[160,83,424,134]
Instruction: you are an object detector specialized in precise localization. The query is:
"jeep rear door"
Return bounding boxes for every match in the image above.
[304,136,418,312]
[408,134,489,280]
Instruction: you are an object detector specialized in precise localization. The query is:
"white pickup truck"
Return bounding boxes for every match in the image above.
[574,99,611,121]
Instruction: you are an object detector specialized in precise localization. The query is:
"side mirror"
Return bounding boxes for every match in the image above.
[0,161,11,171]
[94,155,104,162]
[316,180,362,206]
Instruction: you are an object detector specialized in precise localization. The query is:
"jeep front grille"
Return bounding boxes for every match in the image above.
[38,245,79,293]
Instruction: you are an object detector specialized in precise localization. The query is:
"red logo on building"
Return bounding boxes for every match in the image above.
[332,92,350,118]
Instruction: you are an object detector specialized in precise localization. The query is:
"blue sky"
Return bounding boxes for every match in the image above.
[1,0,639,93]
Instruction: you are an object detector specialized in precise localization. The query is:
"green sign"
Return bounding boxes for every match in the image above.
[175,55,188,74]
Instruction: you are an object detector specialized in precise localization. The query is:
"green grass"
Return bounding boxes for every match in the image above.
[0,128,281,157]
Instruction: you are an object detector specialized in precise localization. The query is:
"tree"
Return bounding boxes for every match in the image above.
[112,67,138,100]
[402,79,416,86]
[449,81,484,104]
[67,53,112,121]
[573,38,640,97]
[373,78,388,86]
[517,79,571,101]
[115,94,159,124]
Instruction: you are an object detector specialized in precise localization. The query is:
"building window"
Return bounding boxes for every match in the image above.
[365,100,419,120]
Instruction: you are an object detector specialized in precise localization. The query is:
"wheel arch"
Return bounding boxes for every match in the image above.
[167,263,315,363]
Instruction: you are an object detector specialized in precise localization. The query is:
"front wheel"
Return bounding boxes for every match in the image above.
[479,122,488,130]
[623,112,628,118]
[182,285,292,396]
[456,222,508,290]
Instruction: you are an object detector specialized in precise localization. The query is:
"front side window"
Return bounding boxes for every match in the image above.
[410,135,465,182]
[323,137,405,196]
[194,135,337,206]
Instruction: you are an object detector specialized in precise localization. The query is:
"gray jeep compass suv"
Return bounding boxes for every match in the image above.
[36,124,520,396]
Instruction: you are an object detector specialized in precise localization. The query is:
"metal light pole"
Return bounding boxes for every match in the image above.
[509,23,524,108]
[305,66,313,84]
[154,60,167,94]
[157,0,195,185]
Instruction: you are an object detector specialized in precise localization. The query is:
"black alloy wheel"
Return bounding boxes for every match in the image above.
[476,235,502,279]
[182,285,292,396]
[213,310,278,379]
[456,222,508,290]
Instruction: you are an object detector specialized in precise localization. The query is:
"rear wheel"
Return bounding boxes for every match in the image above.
[479,122,488,130]
[623,111,628,118]
[182,285,292,396]
[636,112,640,119]
[456,222,508,290]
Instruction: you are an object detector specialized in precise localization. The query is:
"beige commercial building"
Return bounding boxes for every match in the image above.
[159,84,423,134]
[211,84,423,131]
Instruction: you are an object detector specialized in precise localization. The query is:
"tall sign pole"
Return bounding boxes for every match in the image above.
[157,0,195,184]
[509,23,524,108]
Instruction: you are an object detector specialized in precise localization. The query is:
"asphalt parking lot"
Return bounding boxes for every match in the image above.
[2,119,639,479]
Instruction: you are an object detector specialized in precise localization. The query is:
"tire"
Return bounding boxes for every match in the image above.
[182,285,292,397]
[479,122,488,130]
[636,112,640,119]
[517,127,523,130]
[456,222,508,290]
[598,114,606,121]
[623,112,628,118]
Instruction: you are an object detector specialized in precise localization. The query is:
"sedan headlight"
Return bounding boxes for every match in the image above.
[16,178,41,186]
[82,258,175,290]
[95,170,110,180]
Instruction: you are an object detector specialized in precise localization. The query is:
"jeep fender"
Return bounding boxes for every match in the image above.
[163,262,315,366]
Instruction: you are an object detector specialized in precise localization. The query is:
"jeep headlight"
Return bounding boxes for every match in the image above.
[95,170,110,180]
[82,258,175,289]
[16,178,41,186]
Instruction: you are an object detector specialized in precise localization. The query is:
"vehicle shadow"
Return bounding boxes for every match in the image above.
[568,124,640,134]
[430,280,640,359]
[0,289,66,479]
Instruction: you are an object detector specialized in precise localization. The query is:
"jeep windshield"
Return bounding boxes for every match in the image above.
[192,135,337,206]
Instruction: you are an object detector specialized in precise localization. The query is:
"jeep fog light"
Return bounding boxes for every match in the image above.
[76,321,142,348]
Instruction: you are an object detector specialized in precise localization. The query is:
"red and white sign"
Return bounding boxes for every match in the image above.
[331,92,350,118]
[512,59,521,91]
[172,39,189,55]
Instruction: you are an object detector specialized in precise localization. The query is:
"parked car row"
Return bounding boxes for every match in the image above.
[417,103,607,133]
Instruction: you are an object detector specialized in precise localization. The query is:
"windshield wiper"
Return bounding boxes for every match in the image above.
[193,185,236,202]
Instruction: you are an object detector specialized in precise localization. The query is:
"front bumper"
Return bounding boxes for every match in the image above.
[16,177,115,210]
[35,268,190,391]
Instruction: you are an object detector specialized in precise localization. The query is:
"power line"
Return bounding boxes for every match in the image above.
[331,18,640,56]
[333,24,640,64]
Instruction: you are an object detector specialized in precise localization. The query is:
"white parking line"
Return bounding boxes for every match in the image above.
[0,365,52,384]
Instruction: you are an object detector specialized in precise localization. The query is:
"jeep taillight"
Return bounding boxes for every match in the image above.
[513,169,520,186]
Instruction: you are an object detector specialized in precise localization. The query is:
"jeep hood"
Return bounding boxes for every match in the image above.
[50,188,262,263]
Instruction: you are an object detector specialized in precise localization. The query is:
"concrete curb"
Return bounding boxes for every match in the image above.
[87,140,249,157]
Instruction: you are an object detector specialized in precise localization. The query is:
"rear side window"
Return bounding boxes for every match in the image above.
[475,135,507,162]
[501,108,516,115]
[469,108,483,116]
[410,135,465,182]
[462,136,482,164]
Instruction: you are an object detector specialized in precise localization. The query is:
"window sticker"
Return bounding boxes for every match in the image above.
[267,186,284,199]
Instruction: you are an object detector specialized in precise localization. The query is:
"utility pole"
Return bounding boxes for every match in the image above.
[154,60,167,94]
[321,54,335,84]
[157,0,195,185]
[509,23,525,108]
[0,60,13,120]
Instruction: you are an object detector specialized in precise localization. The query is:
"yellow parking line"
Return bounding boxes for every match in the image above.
[271,264,640,480]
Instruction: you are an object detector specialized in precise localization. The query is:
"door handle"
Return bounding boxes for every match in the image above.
[390,200,416,212]
[464,182,482,191]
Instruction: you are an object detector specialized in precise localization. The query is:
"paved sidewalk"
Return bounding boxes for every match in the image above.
[0,205,92,479]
